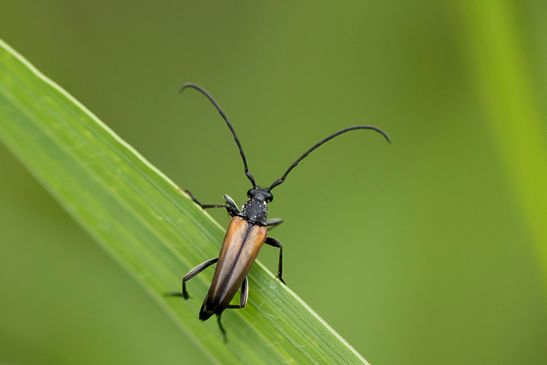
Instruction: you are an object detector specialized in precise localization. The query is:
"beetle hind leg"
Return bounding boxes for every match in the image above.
[217,313,228,343]
[165,257,218,299]
[226,276,249,309]
[215,277,249,343]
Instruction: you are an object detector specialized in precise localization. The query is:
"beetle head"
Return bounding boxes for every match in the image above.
[247,187,273,203]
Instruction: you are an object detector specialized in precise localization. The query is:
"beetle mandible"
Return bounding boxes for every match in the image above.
[169,83,390,341]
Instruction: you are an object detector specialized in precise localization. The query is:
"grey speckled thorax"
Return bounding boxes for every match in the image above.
[240,196,268,224]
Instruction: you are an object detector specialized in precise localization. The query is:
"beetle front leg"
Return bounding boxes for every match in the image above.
[185,190,238,216]
[185,189,225,209]
[265,237,285,284]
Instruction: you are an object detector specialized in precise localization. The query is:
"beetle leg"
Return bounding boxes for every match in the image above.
[217,313,228,343]
[226,276,249,309]
[266,218,283,229]
[265,237,286,284]
[166,257,218,299]
[223,194,240,215]
[185,189,224,209]
[185,190,239,216]
[182,257,219,299]
[240,276,249,307]
[216,277,249,343]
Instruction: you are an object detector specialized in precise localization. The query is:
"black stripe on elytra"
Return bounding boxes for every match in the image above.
[216,221,254,297]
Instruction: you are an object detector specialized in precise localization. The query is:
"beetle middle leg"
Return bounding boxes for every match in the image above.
[265,237,285,284]
[266,218,283,229]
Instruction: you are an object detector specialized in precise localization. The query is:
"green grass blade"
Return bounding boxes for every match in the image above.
[0,39,368,364]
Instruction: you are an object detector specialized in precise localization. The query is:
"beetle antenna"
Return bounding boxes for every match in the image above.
[180,83,257,188]
[269,125,390,190]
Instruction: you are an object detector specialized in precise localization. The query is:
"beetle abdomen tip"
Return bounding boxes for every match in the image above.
[199,303,214,321]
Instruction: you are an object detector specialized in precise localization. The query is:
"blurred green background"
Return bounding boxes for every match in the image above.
[1,1,546,364]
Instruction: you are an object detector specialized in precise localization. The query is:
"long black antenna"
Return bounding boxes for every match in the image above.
[269,125,390,190]
[180,83,257,188]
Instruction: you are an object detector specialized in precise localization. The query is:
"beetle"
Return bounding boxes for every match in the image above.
[168,83,390,342]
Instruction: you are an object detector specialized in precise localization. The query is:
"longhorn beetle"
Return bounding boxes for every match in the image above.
[168,83,390,342]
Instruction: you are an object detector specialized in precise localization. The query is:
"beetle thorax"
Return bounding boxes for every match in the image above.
[241,197,268,224]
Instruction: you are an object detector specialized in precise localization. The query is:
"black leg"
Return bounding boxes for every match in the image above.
[166,257,218,299]
[216,277,248,343]
[226,276,249,309]
[217,313,228,343]
[186,190,239,216]
[185,190,225,209]
[265,237,285,284]
[240,276,249,307]
[223,194,239,215]
[183,257,219,299]
[266,218,283,229]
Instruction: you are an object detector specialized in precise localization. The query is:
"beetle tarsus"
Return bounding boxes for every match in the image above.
[184,189,202,206]
[182,286,190,300]
[164,291,185,298]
